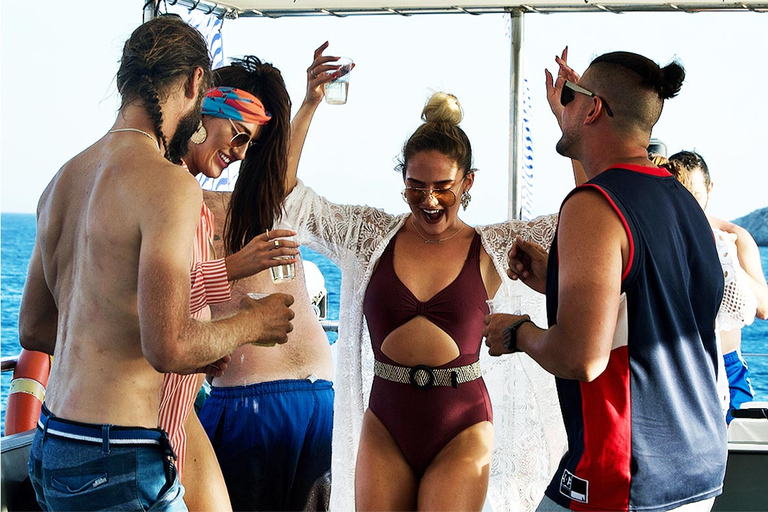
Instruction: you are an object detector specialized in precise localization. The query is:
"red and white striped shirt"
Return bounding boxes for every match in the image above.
[158,201,230,479]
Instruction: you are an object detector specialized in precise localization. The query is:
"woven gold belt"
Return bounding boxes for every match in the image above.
[373,360,482,389]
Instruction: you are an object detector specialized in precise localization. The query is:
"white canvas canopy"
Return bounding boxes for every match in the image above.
[149,0,766,218]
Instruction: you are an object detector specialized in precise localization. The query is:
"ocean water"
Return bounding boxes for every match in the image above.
[2,213,767,435]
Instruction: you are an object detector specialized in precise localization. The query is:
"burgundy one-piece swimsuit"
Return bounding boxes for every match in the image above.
[363,232,492,475]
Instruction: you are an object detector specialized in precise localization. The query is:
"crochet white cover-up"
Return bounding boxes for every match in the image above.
[713,228,758,332]
[283,180,567,511]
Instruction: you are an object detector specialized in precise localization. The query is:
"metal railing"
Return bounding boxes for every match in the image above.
[164,0,768,19]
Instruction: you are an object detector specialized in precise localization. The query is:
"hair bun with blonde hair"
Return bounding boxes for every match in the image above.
[397,91,473,176]
[421,92,463,125]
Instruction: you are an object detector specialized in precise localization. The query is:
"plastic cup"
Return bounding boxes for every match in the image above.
[324,57,353,105]
[486,295,522,315]
[269,221,297,283]
[246,293,276,346]
[270,256,296,283]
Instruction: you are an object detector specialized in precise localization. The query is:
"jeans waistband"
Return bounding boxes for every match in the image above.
[38,404,175,458]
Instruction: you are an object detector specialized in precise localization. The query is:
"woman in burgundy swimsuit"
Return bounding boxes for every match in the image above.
[355,92,499,510]
[285,67,564,508]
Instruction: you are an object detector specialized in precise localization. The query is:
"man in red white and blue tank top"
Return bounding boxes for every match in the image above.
[484,50,726,511]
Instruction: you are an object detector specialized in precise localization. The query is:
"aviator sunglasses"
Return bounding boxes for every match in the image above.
[402,179,464,207]
[560,80,614,117]
[228,118,256,148]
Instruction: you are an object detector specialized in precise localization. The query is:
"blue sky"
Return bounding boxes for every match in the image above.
[2,3,766,224]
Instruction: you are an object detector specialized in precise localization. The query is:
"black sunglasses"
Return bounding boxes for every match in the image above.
[560,80,614,117]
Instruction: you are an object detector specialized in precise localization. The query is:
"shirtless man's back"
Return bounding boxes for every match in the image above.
[30,127,203,427]
[19,17,293,512]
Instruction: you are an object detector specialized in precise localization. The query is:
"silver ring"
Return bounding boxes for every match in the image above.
[274,239,280,249]
[310,70,317,78]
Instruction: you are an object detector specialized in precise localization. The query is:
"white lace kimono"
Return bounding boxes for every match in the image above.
[284,180,567,511]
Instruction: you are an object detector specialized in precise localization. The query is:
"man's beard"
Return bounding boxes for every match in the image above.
[555,134,571,158]
[166,94,204,164]
[555,128,578,159]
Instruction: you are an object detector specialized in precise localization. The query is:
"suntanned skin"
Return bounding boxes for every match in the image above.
[18,70,295,429]
[205,189,334,385]
[182,397,231,512]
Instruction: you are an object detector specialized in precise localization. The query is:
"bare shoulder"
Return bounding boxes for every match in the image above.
[561,186,620,224]
[724,221,756,245]
[35,167,65,220]
[134,158,202,225]
[559,187,627,249]
[35,154,94,231]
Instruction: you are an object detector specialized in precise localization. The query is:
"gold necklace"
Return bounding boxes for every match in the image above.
[109,128,160,153]
[410,215,465,244]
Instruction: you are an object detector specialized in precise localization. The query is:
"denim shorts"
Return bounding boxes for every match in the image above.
[28,404,188,511]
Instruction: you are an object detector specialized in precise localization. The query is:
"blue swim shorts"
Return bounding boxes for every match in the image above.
[29,404,187,511]
[199,377,334,511]
[724,350,755,424]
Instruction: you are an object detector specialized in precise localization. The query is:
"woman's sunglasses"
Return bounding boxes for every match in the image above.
[401,179,464,207]
[560,80,614,117]
[228,118,256,148]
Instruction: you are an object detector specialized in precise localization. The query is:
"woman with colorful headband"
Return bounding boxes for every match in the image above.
[158,56,300,511]
[197,49,342,512]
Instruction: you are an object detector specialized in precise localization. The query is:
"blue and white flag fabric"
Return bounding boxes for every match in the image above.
[182,8,224,70]
[520,78,534,222]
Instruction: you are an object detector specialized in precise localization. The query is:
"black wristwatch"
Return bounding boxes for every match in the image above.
[502,318,533,353]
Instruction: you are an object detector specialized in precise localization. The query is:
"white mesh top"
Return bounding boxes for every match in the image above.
[714,227,758,331]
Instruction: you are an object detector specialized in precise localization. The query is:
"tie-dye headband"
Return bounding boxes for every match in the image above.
[202,86,271,125]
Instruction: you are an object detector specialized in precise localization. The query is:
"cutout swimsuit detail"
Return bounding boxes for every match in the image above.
[363,232,492,475]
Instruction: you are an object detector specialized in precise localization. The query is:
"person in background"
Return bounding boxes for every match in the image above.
[163,56,300,511]
[485,50,727,511]
[198,46,336,512]
[666,150,768,423]
[283,43,566,511]
[649,153,730,420]
[19,16,293,511]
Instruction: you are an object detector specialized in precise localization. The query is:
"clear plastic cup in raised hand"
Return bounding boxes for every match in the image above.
[324,57,353,105]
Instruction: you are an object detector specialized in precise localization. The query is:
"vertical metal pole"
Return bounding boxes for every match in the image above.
[143,0,161,22]
[507,8,525,220]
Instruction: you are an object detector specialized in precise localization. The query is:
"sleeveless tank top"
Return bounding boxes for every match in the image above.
[363,231,489,366]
